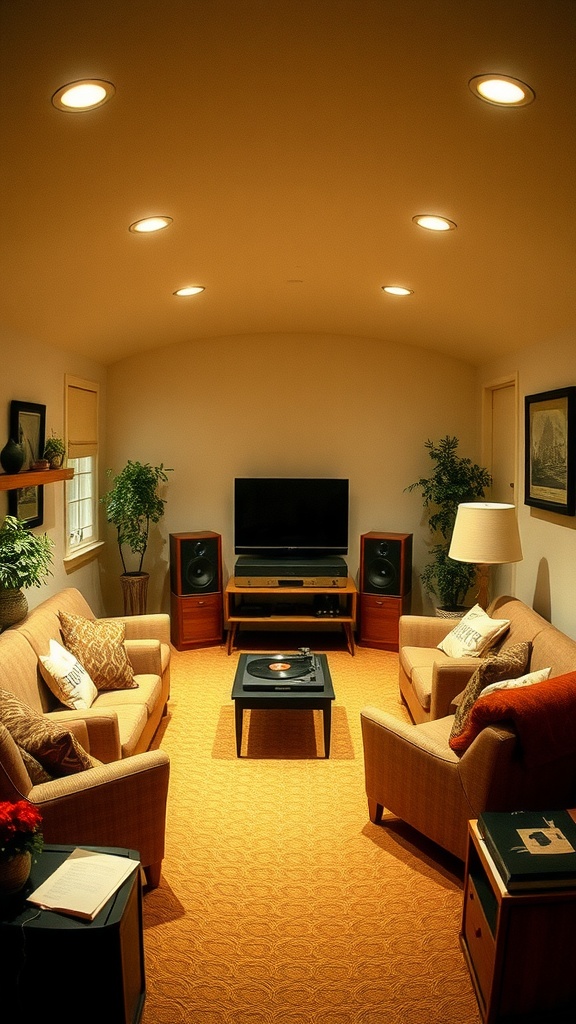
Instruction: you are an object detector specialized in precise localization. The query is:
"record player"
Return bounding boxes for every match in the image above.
[241,648,326,691]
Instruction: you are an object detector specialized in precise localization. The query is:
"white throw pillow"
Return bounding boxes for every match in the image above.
[39,638,98,710]
[481,666,551,696]
[437,604,510,658]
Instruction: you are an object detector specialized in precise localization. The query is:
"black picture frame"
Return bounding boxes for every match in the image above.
[7,400,46,527]
[524,387,576,516]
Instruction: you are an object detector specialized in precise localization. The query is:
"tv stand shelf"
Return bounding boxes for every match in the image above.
[224,578,358,656]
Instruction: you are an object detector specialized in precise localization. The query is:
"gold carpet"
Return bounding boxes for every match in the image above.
[142,636,481,1023]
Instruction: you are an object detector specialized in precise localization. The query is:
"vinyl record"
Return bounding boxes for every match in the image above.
[247,656,313,680]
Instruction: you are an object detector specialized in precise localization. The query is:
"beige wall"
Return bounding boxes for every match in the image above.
[103,332,479,615]
[479,330,576,639]
[0,329,107,615]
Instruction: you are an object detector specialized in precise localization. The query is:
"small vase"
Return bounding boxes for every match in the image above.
[0,587,28,628]
[0,438,25,474]
[0,851,32,896]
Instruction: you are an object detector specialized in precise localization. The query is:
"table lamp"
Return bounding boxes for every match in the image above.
[448,502,523,609]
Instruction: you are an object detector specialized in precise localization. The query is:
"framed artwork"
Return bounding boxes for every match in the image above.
[524,387,576,516]
[8,400,46,527]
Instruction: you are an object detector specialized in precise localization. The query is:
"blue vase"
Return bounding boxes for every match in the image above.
[0,438,25,474]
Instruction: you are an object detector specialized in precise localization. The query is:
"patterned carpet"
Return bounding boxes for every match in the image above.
[142,635,481,1023]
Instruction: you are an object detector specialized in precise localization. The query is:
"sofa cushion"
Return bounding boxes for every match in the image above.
[0,687,98,777]
[449,641,532,745]
[59,612,137,691]
[437,604,510,658]
[39,638,98,710]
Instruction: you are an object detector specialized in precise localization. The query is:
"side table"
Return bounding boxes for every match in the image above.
[461,820,576,1022]
[0,845,145,1023]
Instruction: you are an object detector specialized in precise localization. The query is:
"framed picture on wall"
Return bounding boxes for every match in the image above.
[524,387,576,516]
[8,400,46,527]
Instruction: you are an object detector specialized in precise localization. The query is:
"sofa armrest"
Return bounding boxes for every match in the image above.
[124,638,162,676]
[399,614,456,649]
[104,613,171,646]
[30,749,170,883]
[429,659,482,720]
[45,708,122,763]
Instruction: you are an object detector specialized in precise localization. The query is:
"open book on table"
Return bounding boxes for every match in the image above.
[27,847,139,920]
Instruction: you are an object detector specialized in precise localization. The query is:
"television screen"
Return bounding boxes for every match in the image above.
[234,477,349,557]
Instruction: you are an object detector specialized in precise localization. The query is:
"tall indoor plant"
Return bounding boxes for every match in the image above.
[406,436,492,613]
[102,460,172,614]
[0,515,54,627]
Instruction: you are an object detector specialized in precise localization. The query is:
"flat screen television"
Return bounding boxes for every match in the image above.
[234,477,349,557]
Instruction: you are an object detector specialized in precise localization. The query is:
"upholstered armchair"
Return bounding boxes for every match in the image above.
[361,671,576,861]
[0,721,170,888]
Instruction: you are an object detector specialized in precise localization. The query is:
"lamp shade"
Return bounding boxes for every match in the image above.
[449,503,523,565]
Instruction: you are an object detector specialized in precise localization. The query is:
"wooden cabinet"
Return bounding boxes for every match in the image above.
[358,592,411,651]
[170,592,223,651]
[224,578,357,656]
[461,820,576,1022]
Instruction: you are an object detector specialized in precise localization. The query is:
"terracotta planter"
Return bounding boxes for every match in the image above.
[0,851,31,896]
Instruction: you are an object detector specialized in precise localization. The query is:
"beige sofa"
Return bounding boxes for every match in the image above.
[399,595,576,723]
[3,586,171,760]
[0,587,171,887]
[362,597,576,861]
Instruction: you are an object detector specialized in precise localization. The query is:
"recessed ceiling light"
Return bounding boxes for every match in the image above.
[52,79,115,111]
[173,286,205,296]
[382,286,413,296]
[469,74,535,107]
[129,217,173,234]
[412,215,457,232]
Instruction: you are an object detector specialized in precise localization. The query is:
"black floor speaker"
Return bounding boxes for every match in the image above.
[360,532,412,597]
[170,532,222,596]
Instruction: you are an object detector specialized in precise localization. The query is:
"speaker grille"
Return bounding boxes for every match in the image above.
[360,533,412,597]
[170,533,221,596]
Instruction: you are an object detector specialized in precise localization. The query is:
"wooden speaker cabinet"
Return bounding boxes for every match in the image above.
[169,532,223,650]
[358,532,412,651]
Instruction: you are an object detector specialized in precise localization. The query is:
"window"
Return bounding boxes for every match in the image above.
[65,376,102,565]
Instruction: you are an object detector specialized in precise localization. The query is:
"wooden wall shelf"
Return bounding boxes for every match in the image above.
[0,467,74,491]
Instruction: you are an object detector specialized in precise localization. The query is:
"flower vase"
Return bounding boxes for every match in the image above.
[0,851,32,896]
[0,438,25,474]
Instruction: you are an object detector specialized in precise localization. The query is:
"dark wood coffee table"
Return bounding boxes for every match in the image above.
[231,652,335,758]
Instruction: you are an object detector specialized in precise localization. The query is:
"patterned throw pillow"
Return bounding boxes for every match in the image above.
[59,612,137,691]
[39,638,98,710]
[0,687,97,777]
[437,604,510,658]
[449,641,532,745]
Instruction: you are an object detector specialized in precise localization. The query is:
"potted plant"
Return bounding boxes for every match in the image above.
[406,436,492,614]
[0,515,54,628]
[0,800,43,895]
[101,460,172,614]
[43,431,66,469]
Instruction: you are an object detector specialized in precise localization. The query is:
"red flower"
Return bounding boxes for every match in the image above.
[0,800,43,860]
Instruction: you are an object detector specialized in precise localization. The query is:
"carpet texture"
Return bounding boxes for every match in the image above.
[142,638,481,1023]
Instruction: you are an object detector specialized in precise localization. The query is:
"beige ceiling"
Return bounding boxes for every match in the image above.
[1,0,575,367]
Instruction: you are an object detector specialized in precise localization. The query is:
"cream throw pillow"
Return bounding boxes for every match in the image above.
[438,604,510,658]
[39,638,98,710]
[481,666,551,696]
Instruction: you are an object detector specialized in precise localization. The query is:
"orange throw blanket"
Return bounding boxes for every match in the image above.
[450,670,576,765]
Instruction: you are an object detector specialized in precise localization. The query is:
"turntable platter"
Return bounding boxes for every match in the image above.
[247,656,314,680]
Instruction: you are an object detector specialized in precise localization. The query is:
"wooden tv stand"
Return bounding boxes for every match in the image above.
[224,577,358,655]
